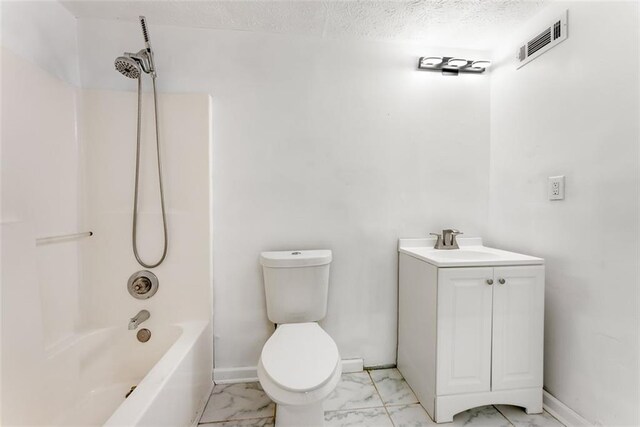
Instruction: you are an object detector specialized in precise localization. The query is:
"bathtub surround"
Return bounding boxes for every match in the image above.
[1,43,82,425]
[1,0,82,350]
[79,90,212,327]
[489,2,640,426]
[1,4,83,424]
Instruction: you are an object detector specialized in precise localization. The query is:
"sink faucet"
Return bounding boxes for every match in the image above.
[128,309,150,330]
[430,229,463,250]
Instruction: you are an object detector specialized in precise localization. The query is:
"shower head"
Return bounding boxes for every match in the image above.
[115,56,141,79]
[114,17,157,79]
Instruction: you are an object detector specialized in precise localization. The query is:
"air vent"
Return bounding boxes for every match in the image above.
[553,20,561,39]
[528,28,551,56]
[517,10,568,69]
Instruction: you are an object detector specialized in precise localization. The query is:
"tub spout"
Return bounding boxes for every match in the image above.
[128,309,150,330]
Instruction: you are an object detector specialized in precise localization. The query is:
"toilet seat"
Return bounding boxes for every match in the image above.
[261,323,339,393]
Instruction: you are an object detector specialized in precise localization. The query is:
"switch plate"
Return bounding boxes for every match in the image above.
[548,175,565,200]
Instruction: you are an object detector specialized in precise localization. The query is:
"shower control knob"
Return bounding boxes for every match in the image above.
[133,278,151,293]
[127,271,159,299]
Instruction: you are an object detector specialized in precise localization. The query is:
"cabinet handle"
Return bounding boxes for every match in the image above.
[498,278,506,285]
[486,279,494,285]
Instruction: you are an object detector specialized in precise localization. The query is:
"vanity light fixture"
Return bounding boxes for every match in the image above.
[417,56,491,75]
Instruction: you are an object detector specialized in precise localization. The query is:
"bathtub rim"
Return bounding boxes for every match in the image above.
[103,320,211,426]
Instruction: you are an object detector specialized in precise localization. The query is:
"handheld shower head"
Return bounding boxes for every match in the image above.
[139,16,150,45]
[115,56,141,79]
[138,16,156,77]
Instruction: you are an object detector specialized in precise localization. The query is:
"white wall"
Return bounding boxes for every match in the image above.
[489,2,639,425]
[1,0,80,86]
[76,19,491,369]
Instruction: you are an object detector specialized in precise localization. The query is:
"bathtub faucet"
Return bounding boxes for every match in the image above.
[128,309,150,330]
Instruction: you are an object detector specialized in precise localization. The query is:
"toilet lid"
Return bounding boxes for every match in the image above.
[261,323,339,393]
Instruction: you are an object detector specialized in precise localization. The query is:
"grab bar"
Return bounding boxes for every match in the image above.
[36,231,93,246]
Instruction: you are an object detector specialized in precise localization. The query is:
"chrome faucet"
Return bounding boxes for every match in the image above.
[430,229,463,250]
[128,309,150,330]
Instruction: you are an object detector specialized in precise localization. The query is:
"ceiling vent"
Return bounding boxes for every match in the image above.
[517,10,568,69]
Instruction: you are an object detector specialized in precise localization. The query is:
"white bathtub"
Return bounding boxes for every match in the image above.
[51,321,212,426]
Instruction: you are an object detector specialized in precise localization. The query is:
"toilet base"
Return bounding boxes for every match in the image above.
[275,401,324,427]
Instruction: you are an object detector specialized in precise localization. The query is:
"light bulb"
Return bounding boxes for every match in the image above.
[471,60,491,69]
[447,58,468,68]
[421,56,443,67]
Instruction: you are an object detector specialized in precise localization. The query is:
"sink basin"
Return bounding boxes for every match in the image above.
[398,237,544,267]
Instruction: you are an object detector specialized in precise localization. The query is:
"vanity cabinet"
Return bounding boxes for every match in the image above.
[397,239,545,423]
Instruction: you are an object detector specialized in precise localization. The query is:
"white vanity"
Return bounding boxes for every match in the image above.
[397,237,545,423]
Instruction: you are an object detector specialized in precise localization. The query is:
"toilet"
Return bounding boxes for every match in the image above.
[258,250,341,427]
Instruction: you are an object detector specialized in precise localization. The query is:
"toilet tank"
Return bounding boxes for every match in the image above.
[260,250,332,324]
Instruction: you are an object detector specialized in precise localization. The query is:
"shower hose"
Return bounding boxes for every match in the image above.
[132,75,168,268]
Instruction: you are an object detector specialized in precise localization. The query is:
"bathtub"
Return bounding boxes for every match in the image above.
[50,321,212,426]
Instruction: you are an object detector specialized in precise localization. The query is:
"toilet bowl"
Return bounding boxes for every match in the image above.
[258,322,341,427]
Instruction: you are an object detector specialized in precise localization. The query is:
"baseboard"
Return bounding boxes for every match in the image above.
[366,363,396,370]
[543,390,592,427]
[341,358,364,373]
[213,358,364,384]
[213,366,259,384]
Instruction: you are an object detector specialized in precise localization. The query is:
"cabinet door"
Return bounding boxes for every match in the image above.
[437,267,494,395]
[492,266,544,391]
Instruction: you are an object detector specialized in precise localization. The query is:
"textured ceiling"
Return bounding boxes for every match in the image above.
[61,0,547,50]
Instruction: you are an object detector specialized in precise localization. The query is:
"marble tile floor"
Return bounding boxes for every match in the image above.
[198,369,565,427]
